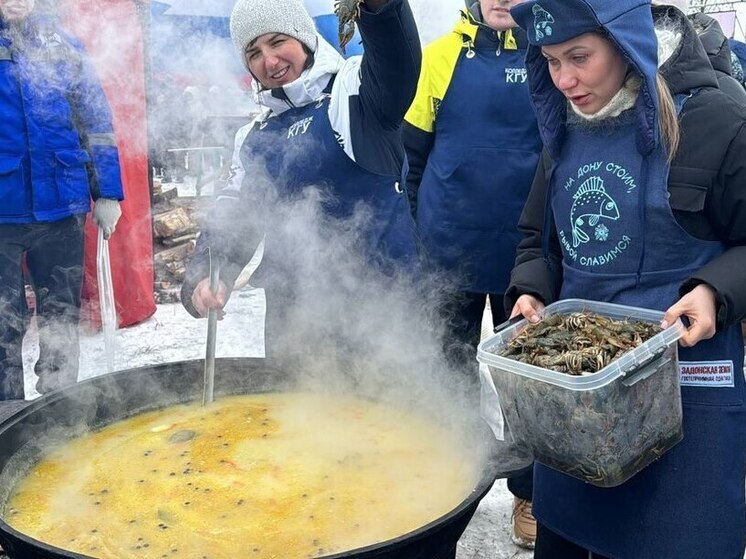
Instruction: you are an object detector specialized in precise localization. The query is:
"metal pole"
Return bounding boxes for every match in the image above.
[97,229,118,375]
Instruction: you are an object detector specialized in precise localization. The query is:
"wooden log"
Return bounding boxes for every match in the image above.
[153,241,195,266]
[152,186,178,206]
[165,260,186,281]
[154,287,181,304]
[153,207,197,239]
[154,267,174,284]
[162,232,198,247]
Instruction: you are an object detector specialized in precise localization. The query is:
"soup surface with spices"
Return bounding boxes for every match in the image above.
[5,393,479,558]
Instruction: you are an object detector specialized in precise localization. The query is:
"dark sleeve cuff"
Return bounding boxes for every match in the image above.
[680,246,746,330]
[679,278,730,331]
[504,258,562,317]
[181,239,210,318]
[180,283,202,318]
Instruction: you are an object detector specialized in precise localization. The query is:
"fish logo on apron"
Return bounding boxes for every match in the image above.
[532,5,555,42]
[556,159,638,268]
[569,176,619,247]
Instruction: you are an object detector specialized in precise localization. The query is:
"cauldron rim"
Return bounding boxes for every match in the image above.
[0,358,502,559]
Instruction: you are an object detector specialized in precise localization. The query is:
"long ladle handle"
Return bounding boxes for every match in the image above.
[202,250,220,406]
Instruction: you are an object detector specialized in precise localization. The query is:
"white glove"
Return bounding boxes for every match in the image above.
[92,198,122,240]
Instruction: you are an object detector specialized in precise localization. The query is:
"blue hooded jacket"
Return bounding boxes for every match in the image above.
[510,0,659,159]
[0,14,123,223]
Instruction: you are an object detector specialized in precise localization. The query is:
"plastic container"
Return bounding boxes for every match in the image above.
[477,299,685,487]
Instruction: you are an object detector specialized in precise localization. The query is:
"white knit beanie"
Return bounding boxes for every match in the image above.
[230,0,318,68]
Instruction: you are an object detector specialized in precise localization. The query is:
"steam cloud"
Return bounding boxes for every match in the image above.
[204,150,486,442]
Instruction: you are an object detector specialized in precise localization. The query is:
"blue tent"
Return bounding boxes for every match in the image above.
[150,1,239,86]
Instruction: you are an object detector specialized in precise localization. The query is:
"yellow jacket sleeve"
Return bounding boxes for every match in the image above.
[404,29,466,133]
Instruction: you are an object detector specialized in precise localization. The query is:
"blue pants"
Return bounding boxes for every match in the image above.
[0,216,85,400]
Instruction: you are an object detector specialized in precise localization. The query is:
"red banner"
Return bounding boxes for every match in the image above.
[62,0,156,328]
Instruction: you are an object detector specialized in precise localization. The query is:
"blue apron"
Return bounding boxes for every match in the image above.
[535,110,746,558]
[242,90,417,275]
[417,41,541,294]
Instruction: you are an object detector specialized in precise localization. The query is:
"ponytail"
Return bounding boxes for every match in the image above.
[656,72,680,162]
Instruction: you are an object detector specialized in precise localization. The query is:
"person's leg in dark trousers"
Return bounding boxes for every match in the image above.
[488,292,535,504]
[507,467,534,501]
[25,216,86,394]
[535,522,610,559]
[262,286,285,362]
[261,281,303,365]
[0,225,30,400]
[165,150,185,183]
[488,294,536,549]
[440,291,491,397]
[435,290,490,559]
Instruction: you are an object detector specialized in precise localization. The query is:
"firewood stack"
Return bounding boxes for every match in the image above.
[151,179,201,304]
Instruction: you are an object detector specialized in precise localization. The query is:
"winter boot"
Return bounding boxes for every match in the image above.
[511,497,537,549]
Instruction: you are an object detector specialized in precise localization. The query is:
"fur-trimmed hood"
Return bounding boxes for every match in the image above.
[654,6,718,95]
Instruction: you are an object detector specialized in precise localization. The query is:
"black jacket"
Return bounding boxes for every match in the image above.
[506,7,746,330]
[689,12,746,104]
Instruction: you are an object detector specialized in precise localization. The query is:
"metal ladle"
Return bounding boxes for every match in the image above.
[202,250,220,406]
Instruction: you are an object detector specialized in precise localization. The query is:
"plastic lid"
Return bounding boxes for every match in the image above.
[477,299,685,391]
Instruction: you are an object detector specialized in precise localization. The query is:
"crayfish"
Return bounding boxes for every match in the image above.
[334,0,362,54]
[498,312,661,375]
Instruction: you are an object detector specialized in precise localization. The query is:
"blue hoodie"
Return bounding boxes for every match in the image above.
[510,0,659,159]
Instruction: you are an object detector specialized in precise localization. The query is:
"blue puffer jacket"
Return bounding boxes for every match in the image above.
[0,14,123,224]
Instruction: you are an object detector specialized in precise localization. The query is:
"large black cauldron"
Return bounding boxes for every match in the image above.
[0,358,502,559]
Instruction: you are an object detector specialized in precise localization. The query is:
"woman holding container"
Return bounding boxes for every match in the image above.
[504,0,746,557]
